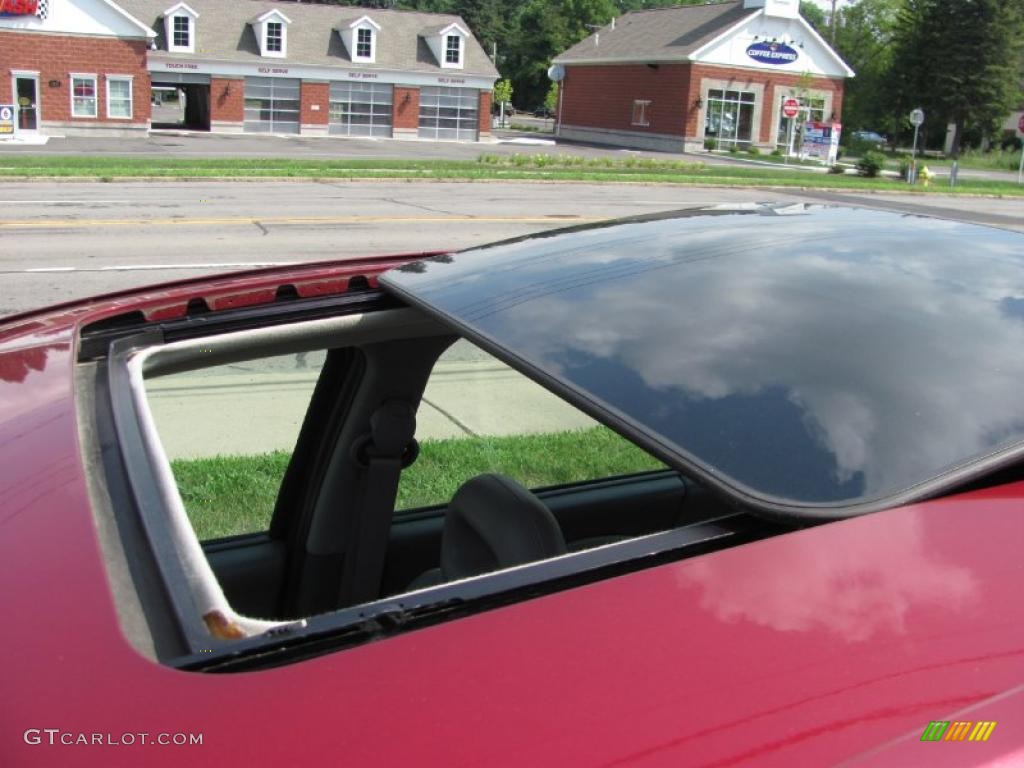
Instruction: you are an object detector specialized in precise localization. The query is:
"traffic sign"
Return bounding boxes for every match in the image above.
[782,98,799,119]
[1017,114,1024,138]
[910,108,925,127]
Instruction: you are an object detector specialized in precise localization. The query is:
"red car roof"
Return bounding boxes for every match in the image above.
[2,264,1022,767]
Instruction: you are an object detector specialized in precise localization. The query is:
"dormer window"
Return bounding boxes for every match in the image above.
[172,16,189,48]
[445,34,461,65]
[356,27,373,59]
[163,3,198,54]
[252,9,291,58]
[336,16,381,64]
[423,22,468,70]
[266,22,283,53]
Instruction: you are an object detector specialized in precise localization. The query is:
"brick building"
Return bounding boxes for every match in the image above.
[551,0,853,153]
[1,0,498,141]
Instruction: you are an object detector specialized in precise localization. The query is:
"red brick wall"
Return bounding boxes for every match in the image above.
[393,86,419,130]
[0,31,150,124]
[211,77,243,123]
[300,81,329,126]
[561,63,693,135]
[560,61,846,144]
[478,90,491,134]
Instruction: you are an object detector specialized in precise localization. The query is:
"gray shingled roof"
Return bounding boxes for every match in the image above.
[554,1,756,64]
[116,0,498,77]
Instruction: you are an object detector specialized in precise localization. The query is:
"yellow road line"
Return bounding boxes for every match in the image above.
[0,214,598,230]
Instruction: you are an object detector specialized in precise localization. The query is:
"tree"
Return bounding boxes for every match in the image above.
[493,78,513,124]
[799,1,827,33]
[504,0,616,109]
[830,0,903,132]
[889,0,1024,155]
[544,81,559,115]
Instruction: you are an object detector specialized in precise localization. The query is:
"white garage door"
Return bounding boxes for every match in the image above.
[244,77,300,135]
[329,82,393,138]
[418,86,478,141]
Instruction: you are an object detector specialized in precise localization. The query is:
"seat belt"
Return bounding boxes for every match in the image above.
[341,400,417,607]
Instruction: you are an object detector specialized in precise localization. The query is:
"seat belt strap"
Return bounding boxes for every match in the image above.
[343,400,416,606]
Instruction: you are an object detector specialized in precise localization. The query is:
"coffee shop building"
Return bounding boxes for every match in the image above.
[551,0,854,153]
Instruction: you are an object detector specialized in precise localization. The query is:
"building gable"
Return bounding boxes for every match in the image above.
[0,0,155,38]
[691,8,853,78]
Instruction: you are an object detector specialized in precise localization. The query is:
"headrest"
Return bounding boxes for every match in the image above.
[441,473,567,581]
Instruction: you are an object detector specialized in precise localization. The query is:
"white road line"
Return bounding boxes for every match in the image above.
[19,262,293,273]
[0,200,136,204]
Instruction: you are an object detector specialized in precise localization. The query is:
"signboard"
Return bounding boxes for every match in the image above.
[910,108,925,127]
[782,98,800,119]
[803,121,842,165]
[746,41,799,66]
[1017,114,1024,138]
[0,105,14,136]
[0,0,39,15]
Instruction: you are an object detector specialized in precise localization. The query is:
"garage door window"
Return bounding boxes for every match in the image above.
[329,82,393,138]
[244,77,300,134]
[418,86,478,141]
[396,340,664,510]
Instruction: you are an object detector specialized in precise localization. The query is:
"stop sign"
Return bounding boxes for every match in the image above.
[782,98,800,119]
[1018,114,1024,137]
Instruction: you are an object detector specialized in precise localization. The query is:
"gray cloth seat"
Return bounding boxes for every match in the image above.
[406,473,567,590]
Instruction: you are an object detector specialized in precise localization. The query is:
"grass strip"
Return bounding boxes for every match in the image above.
[2,153,1021,196]
[171,426,664,541]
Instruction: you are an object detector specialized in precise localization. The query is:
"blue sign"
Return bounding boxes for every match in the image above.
[746,41,799,66]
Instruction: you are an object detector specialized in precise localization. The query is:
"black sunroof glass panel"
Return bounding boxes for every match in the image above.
[381,206,1024,507]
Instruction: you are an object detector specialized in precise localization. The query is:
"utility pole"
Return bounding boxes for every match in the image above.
[830,0,839,45]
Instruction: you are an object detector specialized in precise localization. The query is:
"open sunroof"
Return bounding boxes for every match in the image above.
[381,205,1024,519]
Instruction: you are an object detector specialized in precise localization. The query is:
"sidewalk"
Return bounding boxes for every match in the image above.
[146,354,594,460]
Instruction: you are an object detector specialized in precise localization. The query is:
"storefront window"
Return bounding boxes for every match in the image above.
[704,89,755,148]
[776,95,827,150]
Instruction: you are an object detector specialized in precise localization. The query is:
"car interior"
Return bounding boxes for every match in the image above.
[77,288,782,669]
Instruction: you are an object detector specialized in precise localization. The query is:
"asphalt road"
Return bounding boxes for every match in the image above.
[1,180,1022,317]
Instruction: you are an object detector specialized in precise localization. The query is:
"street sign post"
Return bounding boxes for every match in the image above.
[547,64,565,138]
[909,108,924,184]
[783,98,800,164]
[1017,114,1024,185]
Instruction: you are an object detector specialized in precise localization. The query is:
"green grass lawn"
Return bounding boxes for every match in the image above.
[171,426,665,540]
[2,153,1021,195]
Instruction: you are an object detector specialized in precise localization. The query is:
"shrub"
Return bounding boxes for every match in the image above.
[856,150,887,177]
[897,157,913,181]
[770,148,783,157]
[827,164,845,175]
[746,146,761,156]
[727,144,739,154]
[704,137,716,151]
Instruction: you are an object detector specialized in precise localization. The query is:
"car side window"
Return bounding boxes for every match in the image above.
[396,340,664,510]
[146,351,326,540]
